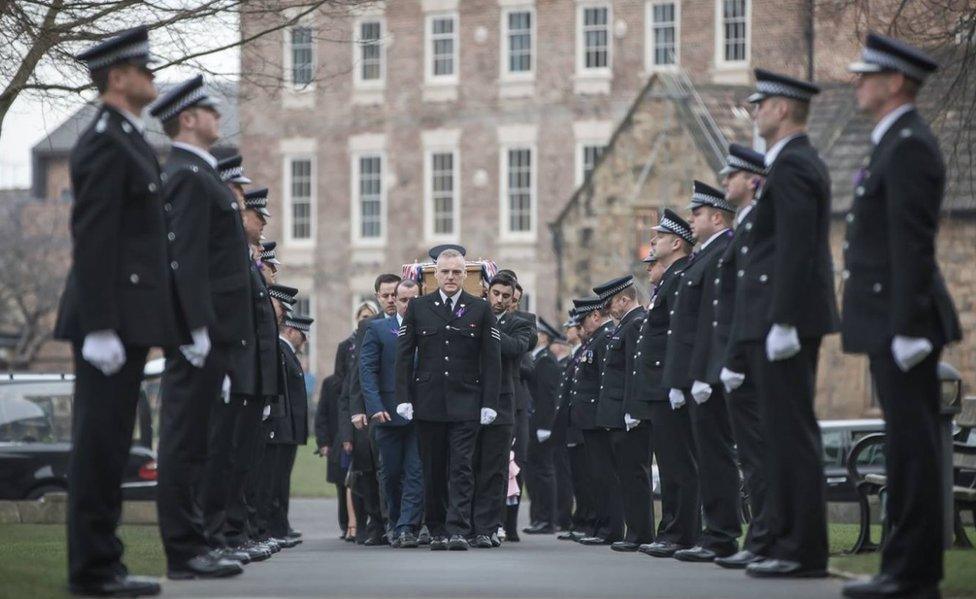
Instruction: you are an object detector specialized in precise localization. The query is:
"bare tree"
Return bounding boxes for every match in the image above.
[0,194,70,369]
[0,0,374,137]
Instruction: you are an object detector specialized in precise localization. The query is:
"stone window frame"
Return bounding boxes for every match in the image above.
[574,1,613,95]
[353,17,386,90]
[422,128,462,244]
[500,3,536,82]
[349,133,388,248]
[282,153,316,248]
[645,0,680,72]
[425,11,459,85]
[714,0,751,69]
[573,120,613,187]
[284,25,316,93]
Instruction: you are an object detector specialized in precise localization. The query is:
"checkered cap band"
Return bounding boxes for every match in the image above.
[285,316,313,332]
[245,196,268,209]
[690,193,737,213]
[219,165,244,183]
[153,87,208,123]
[753,80,816,102]
[858,47,930,81]
[269,288,297,304]
[260,248,278,263]
[655,216,695,245]
[724,154,767,177]
[596,279,633,302]
[574,303,600,316]
[84,41,150,71]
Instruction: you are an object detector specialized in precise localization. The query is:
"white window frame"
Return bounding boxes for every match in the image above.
[498,125,538,242]
[575,143,606,187]
[422,129,461,243]
[353,17,386,89]
[282,154,316,248]
[645,0,680,72]
[425,11,459,85]
[284,25,316,92]
[500,4,536,81]
[350,151,387,247]
[575,2,613,77]
[573,120,612,187]
[714,0,751,69]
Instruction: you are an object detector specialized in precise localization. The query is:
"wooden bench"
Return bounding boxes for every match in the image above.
[845,395,976,554]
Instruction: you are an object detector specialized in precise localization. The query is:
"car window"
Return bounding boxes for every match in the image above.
[821,430,845,467]
[0,383,74,443]
[852,429,886,467]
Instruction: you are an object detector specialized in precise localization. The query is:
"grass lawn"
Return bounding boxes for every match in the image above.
[0,523,164,598]
[828,523,976,598]
[290,445,337,498]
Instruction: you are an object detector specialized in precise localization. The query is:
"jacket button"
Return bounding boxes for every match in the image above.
[737,270,744,278]
[667,329,672,335]
[669,310,674,315]
[712,321,718,327]
[164,203,172,212]
[444,356,449,361]
[148,182,157,193]
[842,270,851,280]
[741,246,748,254]
[632,370,636,375]
[241,340,247,346]
[444,371,449,376]
[168,232,175,241]
[759,274,768,283]
[655,361,661,366]
[170,261,179,270]
[856,185,865,196]
[129,273,140,284]
[259,292,265,298]
[191,166,199,173]
[712,299,718,306]
[872,282,882,293]
[231,202,238,210]
[846,213,855,223]
[160,172,168,182]
[714,278,719,285]
[270,431,275,439]
[745,222,752,231]
[843,241,849,251]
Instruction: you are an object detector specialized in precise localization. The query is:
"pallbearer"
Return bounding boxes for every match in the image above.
[842,33,961,599]
[56,26,179,598]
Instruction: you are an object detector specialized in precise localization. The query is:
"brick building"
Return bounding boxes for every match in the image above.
[239,0,865,383]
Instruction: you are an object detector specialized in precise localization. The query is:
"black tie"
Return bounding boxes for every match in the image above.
[445,296,454,315]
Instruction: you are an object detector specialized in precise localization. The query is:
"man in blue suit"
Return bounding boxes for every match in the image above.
[360,279,424,548]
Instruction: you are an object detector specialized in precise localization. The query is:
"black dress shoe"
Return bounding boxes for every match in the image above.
[506,531,520,543]
[363,533,386,546]
[448,535,470,550]
[473,534,493,548]
[638,540,687,558]
[673,546,720,562]
[429,536,448,551]
[490,532,501,547]
[714,550,764,569]
[842,575,940,598]
[219,547,251,564]
[395,531,419,548]
[610,541,641,552]
[344,534,356,543]
[167,550,244,580]
[523,523,555,535]
[264,538,282,552]
[579,536,610,546]
[417,526,431,545]
[557,531,576,541]
[745,558,827,579]
[287,529,302,539]
[70,574,161,597]
[238,542,272,562]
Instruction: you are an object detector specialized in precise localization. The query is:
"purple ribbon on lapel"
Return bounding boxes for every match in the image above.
[853,168,868,187]
[454,305,466,318]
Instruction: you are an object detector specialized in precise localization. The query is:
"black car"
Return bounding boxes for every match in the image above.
[819,418,886,502]
[0,374,156,500]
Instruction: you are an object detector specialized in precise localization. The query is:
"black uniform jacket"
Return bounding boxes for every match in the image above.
[161,146,254,348]
[229,264,279,396]
[313,374,345,484]
[55,106,183,347]
[625,257,688,420]
[729,135,839,344]
[568,322,613,431]
[395,290,502,422]
[495,312,537,426]
[597,306,647,429]
[529,347,561,432]
[514,310,538,412]
[841,109,961,354]
[552,353,582,445]
[268,337,308,445]
[663,234,731,390]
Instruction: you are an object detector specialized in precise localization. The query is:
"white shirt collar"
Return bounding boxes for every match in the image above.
[171,141,218,170]
[764,133,804,167]
[278,335,295,354]
[532,345,546,359]
[114,106,146,135]
[735,202,755,226]
[699,228,730,251]
[871,103,914,145]
[396,313,403,327]
[439,289,462,305]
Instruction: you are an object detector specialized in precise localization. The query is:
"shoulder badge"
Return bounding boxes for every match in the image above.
[899,128,912,138]
[95,111,109,134]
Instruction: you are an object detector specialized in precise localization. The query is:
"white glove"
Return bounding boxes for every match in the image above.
[396,403,414,421]
[81,330,126,375]
[480,407,498,425]
[261,404,271,421]
[624,413,641,431]
[536,429,552,443]
[720,367,745,394]
[765,324,801,362]
[891,335,933,372]
[691,380,713,404]
[179,327,211,368]
[221,375,231,404]
[668,388,686,411]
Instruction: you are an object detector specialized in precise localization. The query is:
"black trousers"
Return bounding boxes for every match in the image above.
[581,429,624,542]
[647,401,699,547]
[610,422,656,544]
[567,443,596,534]
[512,408,530,525]
[223,396,266,547]
[243,417,270,540]
[272,444,298,537]
[744,339,828,570]
[871,349,943,585]
[553,438,575,529]
[200,392,245,548]
[726,374,772,556]
[471,423,513,535]
[416,419,479,538]
[67,345,149,585]
[526,432,557,527]
[157,347,229,567]
[335,482,349,533]
[685,386,741,552]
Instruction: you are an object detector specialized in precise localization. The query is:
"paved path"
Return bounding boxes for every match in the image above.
[164,498,845,599]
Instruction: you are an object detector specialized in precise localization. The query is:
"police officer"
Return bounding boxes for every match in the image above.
[664,181,742,562]
[151,75,252,579]
[735,69,839,579]
[705,145,773,570]
[842,33,961,599]
[633,210,699,559]
[395,247,501,551]
[570,297,622,546]
[471,274,536,548]
[56,26,179,597]
[591,276,651,552]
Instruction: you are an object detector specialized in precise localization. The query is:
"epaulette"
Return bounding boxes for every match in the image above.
[94,111,110,134]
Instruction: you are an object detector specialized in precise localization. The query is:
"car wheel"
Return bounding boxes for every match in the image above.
[27,484,66,500]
